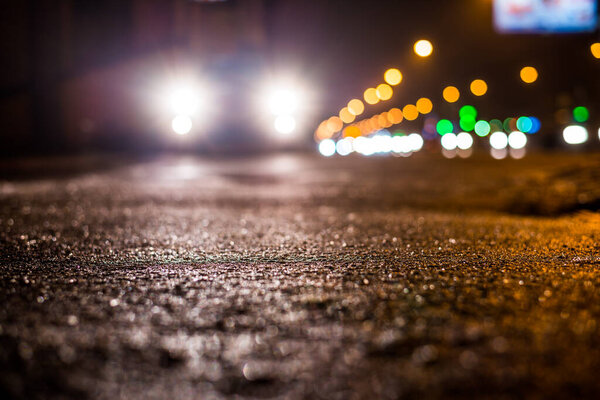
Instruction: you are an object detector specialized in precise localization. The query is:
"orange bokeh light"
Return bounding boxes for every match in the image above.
[315,121,332,141]
[348,99,365,116]
[326,116,343,133]
[376,84,393,101]
[343,125,361,138]
[384,68,403,86]
[416,97,433,114]
[592,43,600,59]
[470,79,488,96]
[402,104,419,121]
[364,88,380,105]
[520,66,538,84]
[339,107,356,124]
[442,86,460,103]
[388,108,403,124]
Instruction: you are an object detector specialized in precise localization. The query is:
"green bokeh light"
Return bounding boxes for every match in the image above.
[459,116,476,132]
[503,118,515,133]
[459,105,477,120]
[573,106,589,123]
[516,116,533,133]
[490,119,503,132]
[474,120,491,137]
[436,119,454,135]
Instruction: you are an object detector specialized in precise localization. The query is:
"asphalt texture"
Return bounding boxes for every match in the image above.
[1,152,600,399]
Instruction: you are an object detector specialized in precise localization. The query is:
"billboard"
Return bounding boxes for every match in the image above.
[494,0,598,33]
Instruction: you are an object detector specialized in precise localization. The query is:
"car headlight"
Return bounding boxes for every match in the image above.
[261,82,309,137]
[168,87,200,116]
[267,88,300,116]
[171,115,193,135]
[274,115,296,134]
[158,78,212,136]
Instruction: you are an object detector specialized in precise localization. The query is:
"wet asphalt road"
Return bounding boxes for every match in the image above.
[1,152,600,399]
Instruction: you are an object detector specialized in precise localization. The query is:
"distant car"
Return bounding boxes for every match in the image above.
[151,52,315,151]
[61,50,315,152]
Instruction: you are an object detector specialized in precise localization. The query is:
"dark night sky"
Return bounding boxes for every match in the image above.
[268,0,600,126]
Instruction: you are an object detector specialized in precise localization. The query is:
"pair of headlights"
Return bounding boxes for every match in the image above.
[165,84,304,136]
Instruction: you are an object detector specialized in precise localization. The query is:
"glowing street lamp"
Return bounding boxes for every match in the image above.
[347,99,365,116]
[339,107,355,124]
[364,88,379,105]
[414,39,433,57]
[520,66,538,84]
[591,43,600,59]
[376,84,393,101]
[384,68,403,86]
[470,79,488,96]
[442,86,460,103]
[416,97,433,114]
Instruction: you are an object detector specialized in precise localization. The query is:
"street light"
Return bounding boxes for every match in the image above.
[339,107,355,124]
[364,88,379,105]
[416,97,433,114]
[591,43,600,59]
[347,99,365,116]
[520,66,538,83]
[414,39,433,57]
[402,104,418,121]
[442,86,460,103]
[470,79,488,96]
[376,84,393,100]
[384,68,403,86]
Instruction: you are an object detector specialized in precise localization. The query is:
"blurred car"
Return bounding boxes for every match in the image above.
[61,49,316,153]
[149,51,316,152]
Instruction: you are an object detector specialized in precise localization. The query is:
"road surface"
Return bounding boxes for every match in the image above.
[1,152,600,399]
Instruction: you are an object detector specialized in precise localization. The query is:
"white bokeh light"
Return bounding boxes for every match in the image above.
[408,133,424,152]
[391,135,409,154]
[508,131,527,149]
[456,132,473,150]
[563,125,588,145]
[440,133,458,150]
[489,131,508,149]
[353,136,376,156]
[318,139,336,157]
[336,137,354,156]
[373,134,392,153]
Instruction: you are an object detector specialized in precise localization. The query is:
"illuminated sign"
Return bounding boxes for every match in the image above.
[494,0,598,33]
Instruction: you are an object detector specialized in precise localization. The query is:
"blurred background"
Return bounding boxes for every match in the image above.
[0,0,599,157]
